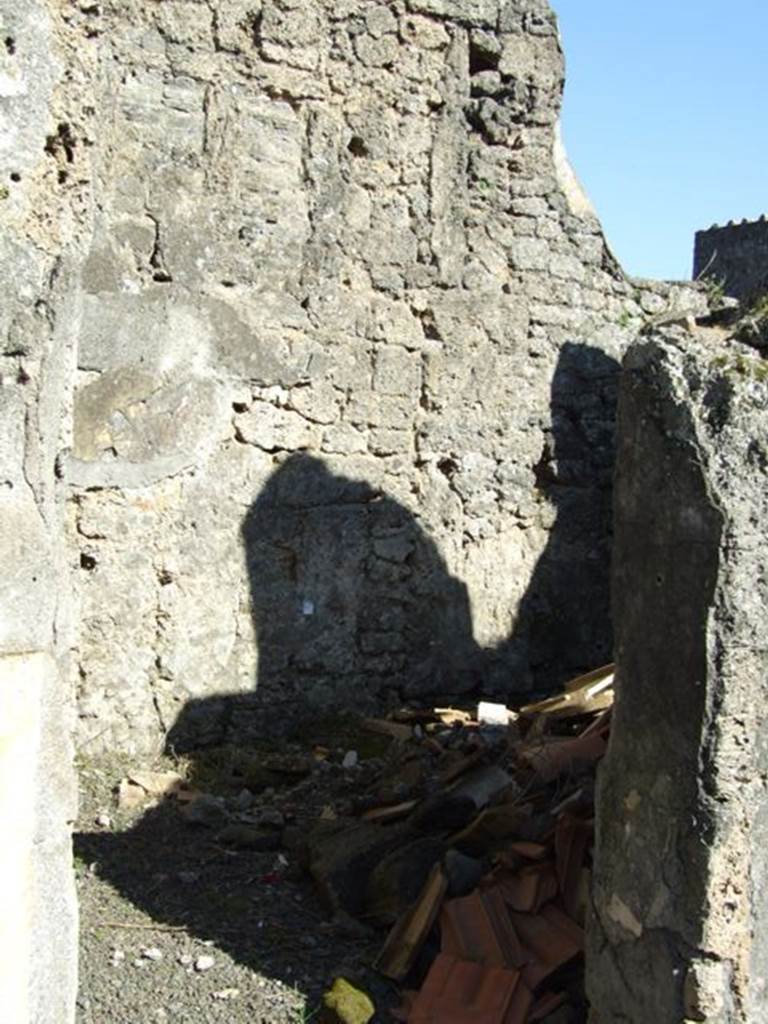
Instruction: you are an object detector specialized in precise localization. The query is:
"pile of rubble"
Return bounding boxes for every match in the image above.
[305,665,614,1023]
[112,665,613,1023]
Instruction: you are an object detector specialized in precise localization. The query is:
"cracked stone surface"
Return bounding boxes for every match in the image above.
[588,327,768,1023]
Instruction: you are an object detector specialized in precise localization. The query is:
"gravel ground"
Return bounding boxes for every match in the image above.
[74,728,401,1024]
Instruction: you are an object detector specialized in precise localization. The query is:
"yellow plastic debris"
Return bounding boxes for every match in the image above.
[322,977,375,1024]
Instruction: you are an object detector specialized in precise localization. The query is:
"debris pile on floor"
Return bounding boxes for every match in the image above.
[302,665,613,1023]
[109,664,614,1023]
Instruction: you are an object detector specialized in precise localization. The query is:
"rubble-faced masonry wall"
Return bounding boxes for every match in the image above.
[48,0,699,755]
[694,216,768,302]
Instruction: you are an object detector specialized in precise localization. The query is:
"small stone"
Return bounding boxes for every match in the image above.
[342,750,358,769]
[182,793,229,828]
[257,807,285,829]
[116,779,148,811]
[177,954,193,967]
[141,947,163,961]
[95,812,112,828]
[110,949,125,966]
[212,988,240,1001]
[444,849,485,898]
[194,954,215,972]
[233,788,253,810]
[323,977,375,1024]
[217,824,281,851]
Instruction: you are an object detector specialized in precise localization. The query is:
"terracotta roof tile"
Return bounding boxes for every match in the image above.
[441,889,525,968]
[508,902,583,991]
[495,862,559,914]
[408,953,529,1024]
[522,730,608,784]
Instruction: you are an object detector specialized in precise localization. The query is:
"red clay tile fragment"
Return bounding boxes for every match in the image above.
[441,888,525,968]
[496,862,558,914]
[522,731,608,784]
[503,977,534,1023]
[540,903,584,950]
[507,904,583,985]
[408,953,526,1024]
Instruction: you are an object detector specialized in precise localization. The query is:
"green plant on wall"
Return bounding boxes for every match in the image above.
[703,275,726,306]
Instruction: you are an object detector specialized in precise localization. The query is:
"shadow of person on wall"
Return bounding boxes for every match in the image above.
[166,452,485,753]
[73,341,620,1019]
[489,341,620,691]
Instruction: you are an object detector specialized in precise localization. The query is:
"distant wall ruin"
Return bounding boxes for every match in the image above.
[694,216,768,301]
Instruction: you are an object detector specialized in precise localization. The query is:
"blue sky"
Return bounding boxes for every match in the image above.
[554,1,768,281]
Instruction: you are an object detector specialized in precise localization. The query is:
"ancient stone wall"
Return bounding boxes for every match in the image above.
[694,216,768,301]
[55,0,704,754]
[588,328,768,1022]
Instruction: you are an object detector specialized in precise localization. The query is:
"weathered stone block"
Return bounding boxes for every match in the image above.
[589,329,768,1023]
[235,401,321,451]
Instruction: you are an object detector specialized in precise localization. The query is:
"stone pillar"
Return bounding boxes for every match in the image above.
[588,328,768,1022]
[0,1,81,1020]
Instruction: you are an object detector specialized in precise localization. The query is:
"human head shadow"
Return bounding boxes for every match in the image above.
[167,452,486,752]
[74,341,620,1012]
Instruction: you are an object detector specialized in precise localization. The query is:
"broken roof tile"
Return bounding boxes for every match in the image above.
[408,954,527,1024]
[494,862,559,914]
[508,903,583,987]
[441,888,525,969]
[521,731,608,784]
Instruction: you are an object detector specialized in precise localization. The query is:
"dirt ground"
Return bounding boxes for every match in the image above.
[74,696,601,1024]
[74,722,401,1024]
